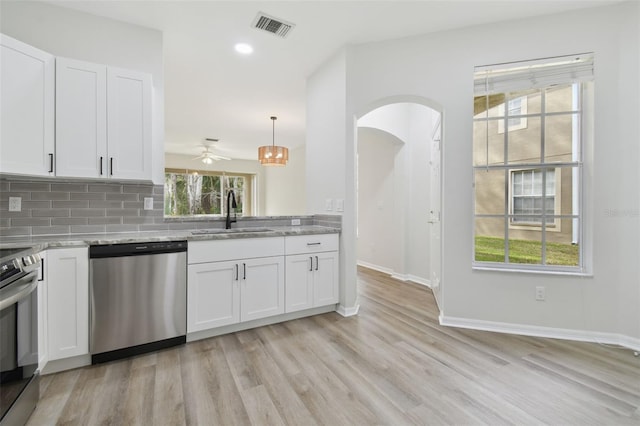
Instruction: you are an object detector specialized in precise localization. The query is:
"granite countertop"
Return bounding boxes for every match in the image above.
[0,225,340,252]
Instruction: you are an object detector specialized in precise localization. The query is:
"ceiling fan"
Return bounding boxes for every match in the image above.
[192,138,231,164]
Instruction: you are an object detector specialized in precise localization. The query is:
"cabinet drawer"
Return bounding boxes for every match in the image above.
[188,237,284,264]
[285,234,338,255]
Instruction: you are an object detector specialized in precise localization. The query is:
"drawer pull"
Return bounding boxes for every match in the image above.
[306,242,321,246]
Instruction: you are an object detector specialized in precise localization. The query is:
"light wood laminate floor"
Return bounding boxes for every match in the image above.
[28,266,640,425]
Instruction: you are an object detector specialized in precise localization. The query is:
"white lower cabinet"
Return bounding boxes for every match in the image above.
[285,234,339,313]
[187,238,285,334]
[46,247,89,361]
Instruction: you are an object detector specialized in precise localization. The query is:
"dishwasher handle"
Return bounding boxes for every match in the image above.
[90,241,188,258]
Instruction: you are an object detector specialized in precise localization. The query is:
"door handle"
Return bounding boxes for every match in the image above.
[48,153,54,173]
[309,257,313,272]
[110,157,114,176]
[315,256,319,271]
[235,264,239,281]
[100,156,104,175]
[243,263,246,280]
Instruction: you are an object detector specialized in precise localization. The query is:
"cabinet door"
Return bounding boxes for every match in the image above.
[47,247,89,361]
[55,58,107,178]
[187,260,240,332]
[285,254,314,313]
[107,67,152,180]
[0,34,54,176]
[241,256,285,322]
[313,251,339,307]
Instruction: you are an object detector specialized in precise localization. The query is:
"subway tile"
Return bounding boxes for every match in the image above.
[88,217,122,225]
[123,217,154,225]
[105,224,138,233]
[31,192,70,201]
[140,209,163,217]
[106,193,138,202]
[21,200,52,210]
[0,210,30,218]
[89,200,123,209]
[12,217,50,227]
[71,225,105,234]
[31,226,70,235]
[0,181,9,191]
[71,192,105,201]
[53,200,89,209]
[88,183,121,193]
[123,184,153,194]
[52,217,88,226]
[0,218,9,227]
[0,227,30,237]
[1,192,31,201]
[71,209,105,217]
[167,223,197,230]
[123,201,144,209]
[153,186,165,195]
[51,183,87,192]
[32,209,69,217]
[106,208,138,217]
[10,182,50,192]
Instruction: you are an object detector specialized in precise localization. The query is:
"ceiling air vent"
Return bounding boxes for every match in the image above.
[252,12,295,38]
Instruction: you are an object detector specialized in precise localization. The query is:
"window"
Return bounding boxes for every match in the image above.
[498,96,528,133]
[473,54,593,271]
[164,169,253,217]
[510,168,556,225]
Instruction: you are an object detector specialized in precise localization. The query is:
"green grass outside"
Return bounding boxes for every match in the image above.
[475,235,579,266]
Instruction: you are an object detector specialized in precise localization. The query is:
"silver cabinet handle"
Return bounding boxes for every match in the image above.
[315,256,319,271]
[309,257,313,272]
[235,264,239,281]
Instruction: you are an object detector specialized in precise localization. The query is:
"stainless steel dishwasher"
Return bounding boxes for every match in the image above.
[89,241,187,364]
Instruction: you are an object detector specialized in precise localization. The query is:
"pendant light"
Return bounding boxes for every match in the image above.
[258,116,288,166]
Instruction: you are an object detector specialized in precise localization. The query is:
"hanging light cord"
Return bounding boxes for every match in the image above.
[271,116,277,147]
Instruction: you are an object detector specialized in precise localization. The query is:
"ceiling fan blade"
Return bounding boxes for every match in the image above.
[212,155,231,161]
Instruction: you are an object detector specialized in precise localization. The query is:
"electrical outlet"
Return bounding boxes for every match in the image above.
[291,218,301,226]
[335,198,344,212]
[535,286,546,301]
[8,197,21,212]
[325,198,333,211]
[143,197,154,210]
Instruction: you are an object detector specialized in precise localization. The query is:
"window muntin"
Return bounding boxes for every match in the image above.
[472,54,592,272]
[164,169,253,217]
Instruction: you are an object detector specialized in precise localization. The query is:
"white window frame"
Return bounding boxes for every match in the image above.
[472,53,593,274]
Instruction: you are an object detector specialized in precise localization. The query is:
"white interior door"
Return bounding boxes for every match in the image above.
[429,115,442,304]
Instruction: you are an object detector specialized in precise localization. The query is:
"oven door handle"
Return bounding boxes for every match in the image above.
[0,271,39,311]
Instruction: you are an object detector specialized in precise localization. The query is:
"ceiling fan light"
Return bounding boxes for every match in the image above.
[202,156,214,165]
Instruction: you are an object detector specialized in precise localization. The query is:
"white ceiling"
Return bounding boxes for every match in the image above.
[47,0,614,160]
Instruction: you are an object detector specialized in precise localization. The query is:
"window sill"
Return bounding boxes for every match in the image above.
[472,262,592,277]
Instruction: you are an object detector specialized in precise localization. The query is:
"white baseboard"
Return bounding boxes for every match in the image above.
[337,304,360,317]
[439,314,640,352]
[357,261,431,288]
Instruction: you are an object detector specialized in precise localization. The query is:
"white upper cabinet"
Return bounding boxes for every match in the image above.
[107,67,152,180]
[0,34,55,176]
[55,59,152,181]
[55,58,107,178]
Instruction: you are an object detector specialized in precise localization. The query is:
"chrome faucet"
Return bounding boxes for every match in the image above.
[226,190,237,229]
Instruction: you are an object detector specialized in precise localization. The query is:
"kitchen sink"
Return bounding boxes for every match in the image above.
[191,227,274,235]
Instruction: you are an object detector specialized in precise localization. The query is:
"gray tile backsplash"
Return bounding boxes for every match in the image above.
[0,177,342,237]
[0,178,164,237]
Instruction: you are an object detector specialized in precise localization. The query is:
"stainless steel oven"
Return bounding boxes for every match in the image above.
[0,248,42,426]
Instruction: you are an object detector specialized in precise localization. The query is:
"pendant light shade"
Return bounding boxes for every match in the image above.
[258,116,288,166]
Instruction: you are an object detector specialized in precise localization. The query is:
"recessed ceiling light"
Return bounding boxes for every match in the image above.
[234,43,253,55]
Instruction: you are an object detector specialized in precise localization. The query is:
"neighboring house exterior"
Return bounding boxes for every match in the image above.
[473,85,578,245]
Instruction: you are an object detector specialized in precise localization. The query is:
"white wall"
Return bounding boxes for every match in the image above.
[0,1,165,185]
[264,145,306,216]
[307,48,359,313]
[307,1,640,345]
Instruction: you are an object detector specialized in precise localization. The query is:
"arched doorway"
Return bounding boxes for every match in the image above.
[355,97,443,309]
